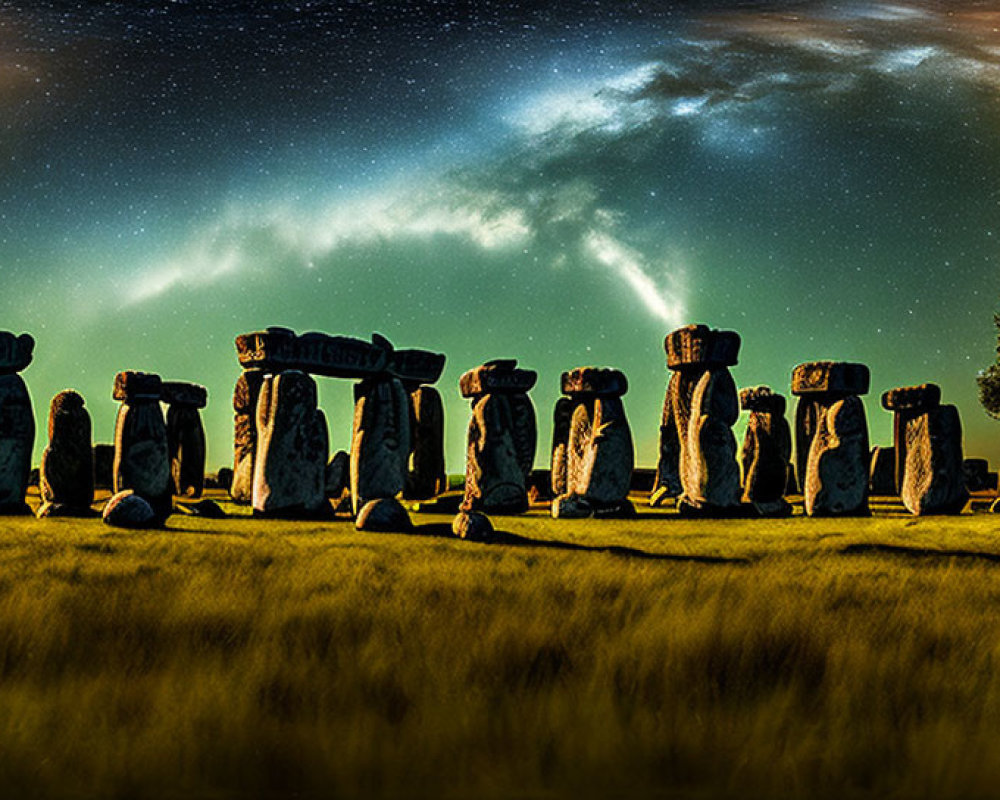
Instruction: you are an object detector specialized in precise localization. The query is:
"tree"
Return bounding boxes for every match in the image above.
[978,313,1000,419]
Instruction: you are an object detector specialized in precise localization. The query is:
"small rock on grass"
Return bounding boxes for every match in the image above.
[452,511,494,543]
[102,490,158,529]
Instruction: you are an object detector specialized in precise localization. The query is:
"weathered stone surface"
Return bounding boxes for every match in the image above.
[231,369,266,504]
[405,386,447,500]
[326,450,350,498]
[665,325,740,370]
[0,374,35,515]
[791,361,870,397]
[113,389,172,524]
[39,390,93,514]
[355,497,413,532]
[0,332,34,375]
[296,331,390,378]
[554,393,634,516]
[508,394,537,482]
[651,372,682,506]
[740,389,792,515]
[167,405,206,497]
[881,383,940,413]
[900,405,968,516]
[235,327,297,371]
[350,376,410,514]
[560,367,628,397]
[803,395,870,517]
[550,396,575,497]
[161,381,208,409]
[451,511,494,542]
[459,360,537,397]
[552,495,593,518]
[740,386,786,416]
[387,347,446,385]
[112,371,162,403]
[869,446,897,496]
[963,458,990,492]
[93,444,114,489]
[679,368,742,513]
[461,394,529,514]
[102,490,157,528]
[253,371,328,517]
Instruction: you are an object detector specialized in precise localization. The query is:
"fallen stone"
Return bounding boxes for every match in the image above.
[355,497,413,532]
[102,490,158,529]
[869,446,896,496]
[112,371,162,402]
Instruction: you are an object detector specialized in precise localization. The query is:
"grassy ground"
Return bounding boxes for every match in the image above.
[2,489,1000,798]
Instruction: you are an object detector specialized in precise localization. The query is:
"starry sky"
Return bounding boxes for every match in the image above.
[4,0,1000,473]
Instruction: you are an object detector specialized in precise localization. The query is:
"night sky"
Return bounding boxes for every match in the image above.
[4,0,1000,473]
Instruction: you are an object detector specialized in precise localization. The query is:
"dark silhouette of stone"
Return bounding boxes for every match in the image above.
[551,367,634,519]
[112,378,167,494]
[102,490,158,528]
[350,376,410,515]
[112,371,172,524]
[459,360,537,515]
[405,385,447,500]
[216,467,233,492]
[235,327,298,372]
[0,332,34,375]
[39,390,94,517]
[785,463,799,496]
[326,450,349,498]
[651,372,682,507]
[452,511,494,542]
[963,458,990,492]
[355,497,413,532]
[0,350,35,515]
[803,396,870,517]
[231,368,265,504]
[792,361,871,517]
[93,444,114,489]
[175,499,227,518]
[900,404,968,516]
[253,370,328,517]
[739,386,792,517]
[163,381,207,498]
[869,446,897,496]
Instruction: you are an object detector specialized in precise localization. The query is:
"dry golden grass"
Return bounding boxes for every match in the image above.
[2,490,1000,798]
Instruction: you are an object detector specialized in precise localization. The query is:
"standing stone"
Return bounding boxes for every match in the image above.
[883,384,967,516]
[792,361,870,517]
[112,371,172,524]
[350,376,411,515]
[869,446,897,496]
[38,390,94,517]
[739,386,792,517]
[552,368,635,519]
[162,381,208,498]
[0,333,35,515]
[663,325,742,516]
[231,369,266,504]
[405,385,447,500]
[326,450,350,498]
[550,396,575,497]
[253,370,329,517]
[93,444,114,489]
[459,360,537,515]
[651,372,682,507]
[963,458,990,493]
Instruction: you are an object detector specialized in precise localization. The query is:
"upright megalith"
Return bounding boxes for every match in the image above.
[662,325,742,516]
[739,386,792,517]
[112,371,172,524]
[38,390,94,517]
[0,332,35,515]
[869,446,896,496]
[650,372,682,507]
[231,369,266,504]
[253,370,329,518]
[792,361,870,517]
[162,381,208,498]
[350,374,410,514]
[882,384,967,515]
[405,385,447,500]
[550,396,574,497]
[458,359,537,515]
[551,367,635,519]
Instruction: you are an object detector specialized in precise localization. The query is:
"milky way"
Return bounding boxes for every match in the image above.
[4,0,1000,470]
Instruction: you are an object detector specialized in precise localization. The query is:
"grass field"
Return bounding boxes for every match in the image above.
[3,489,1000,798]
